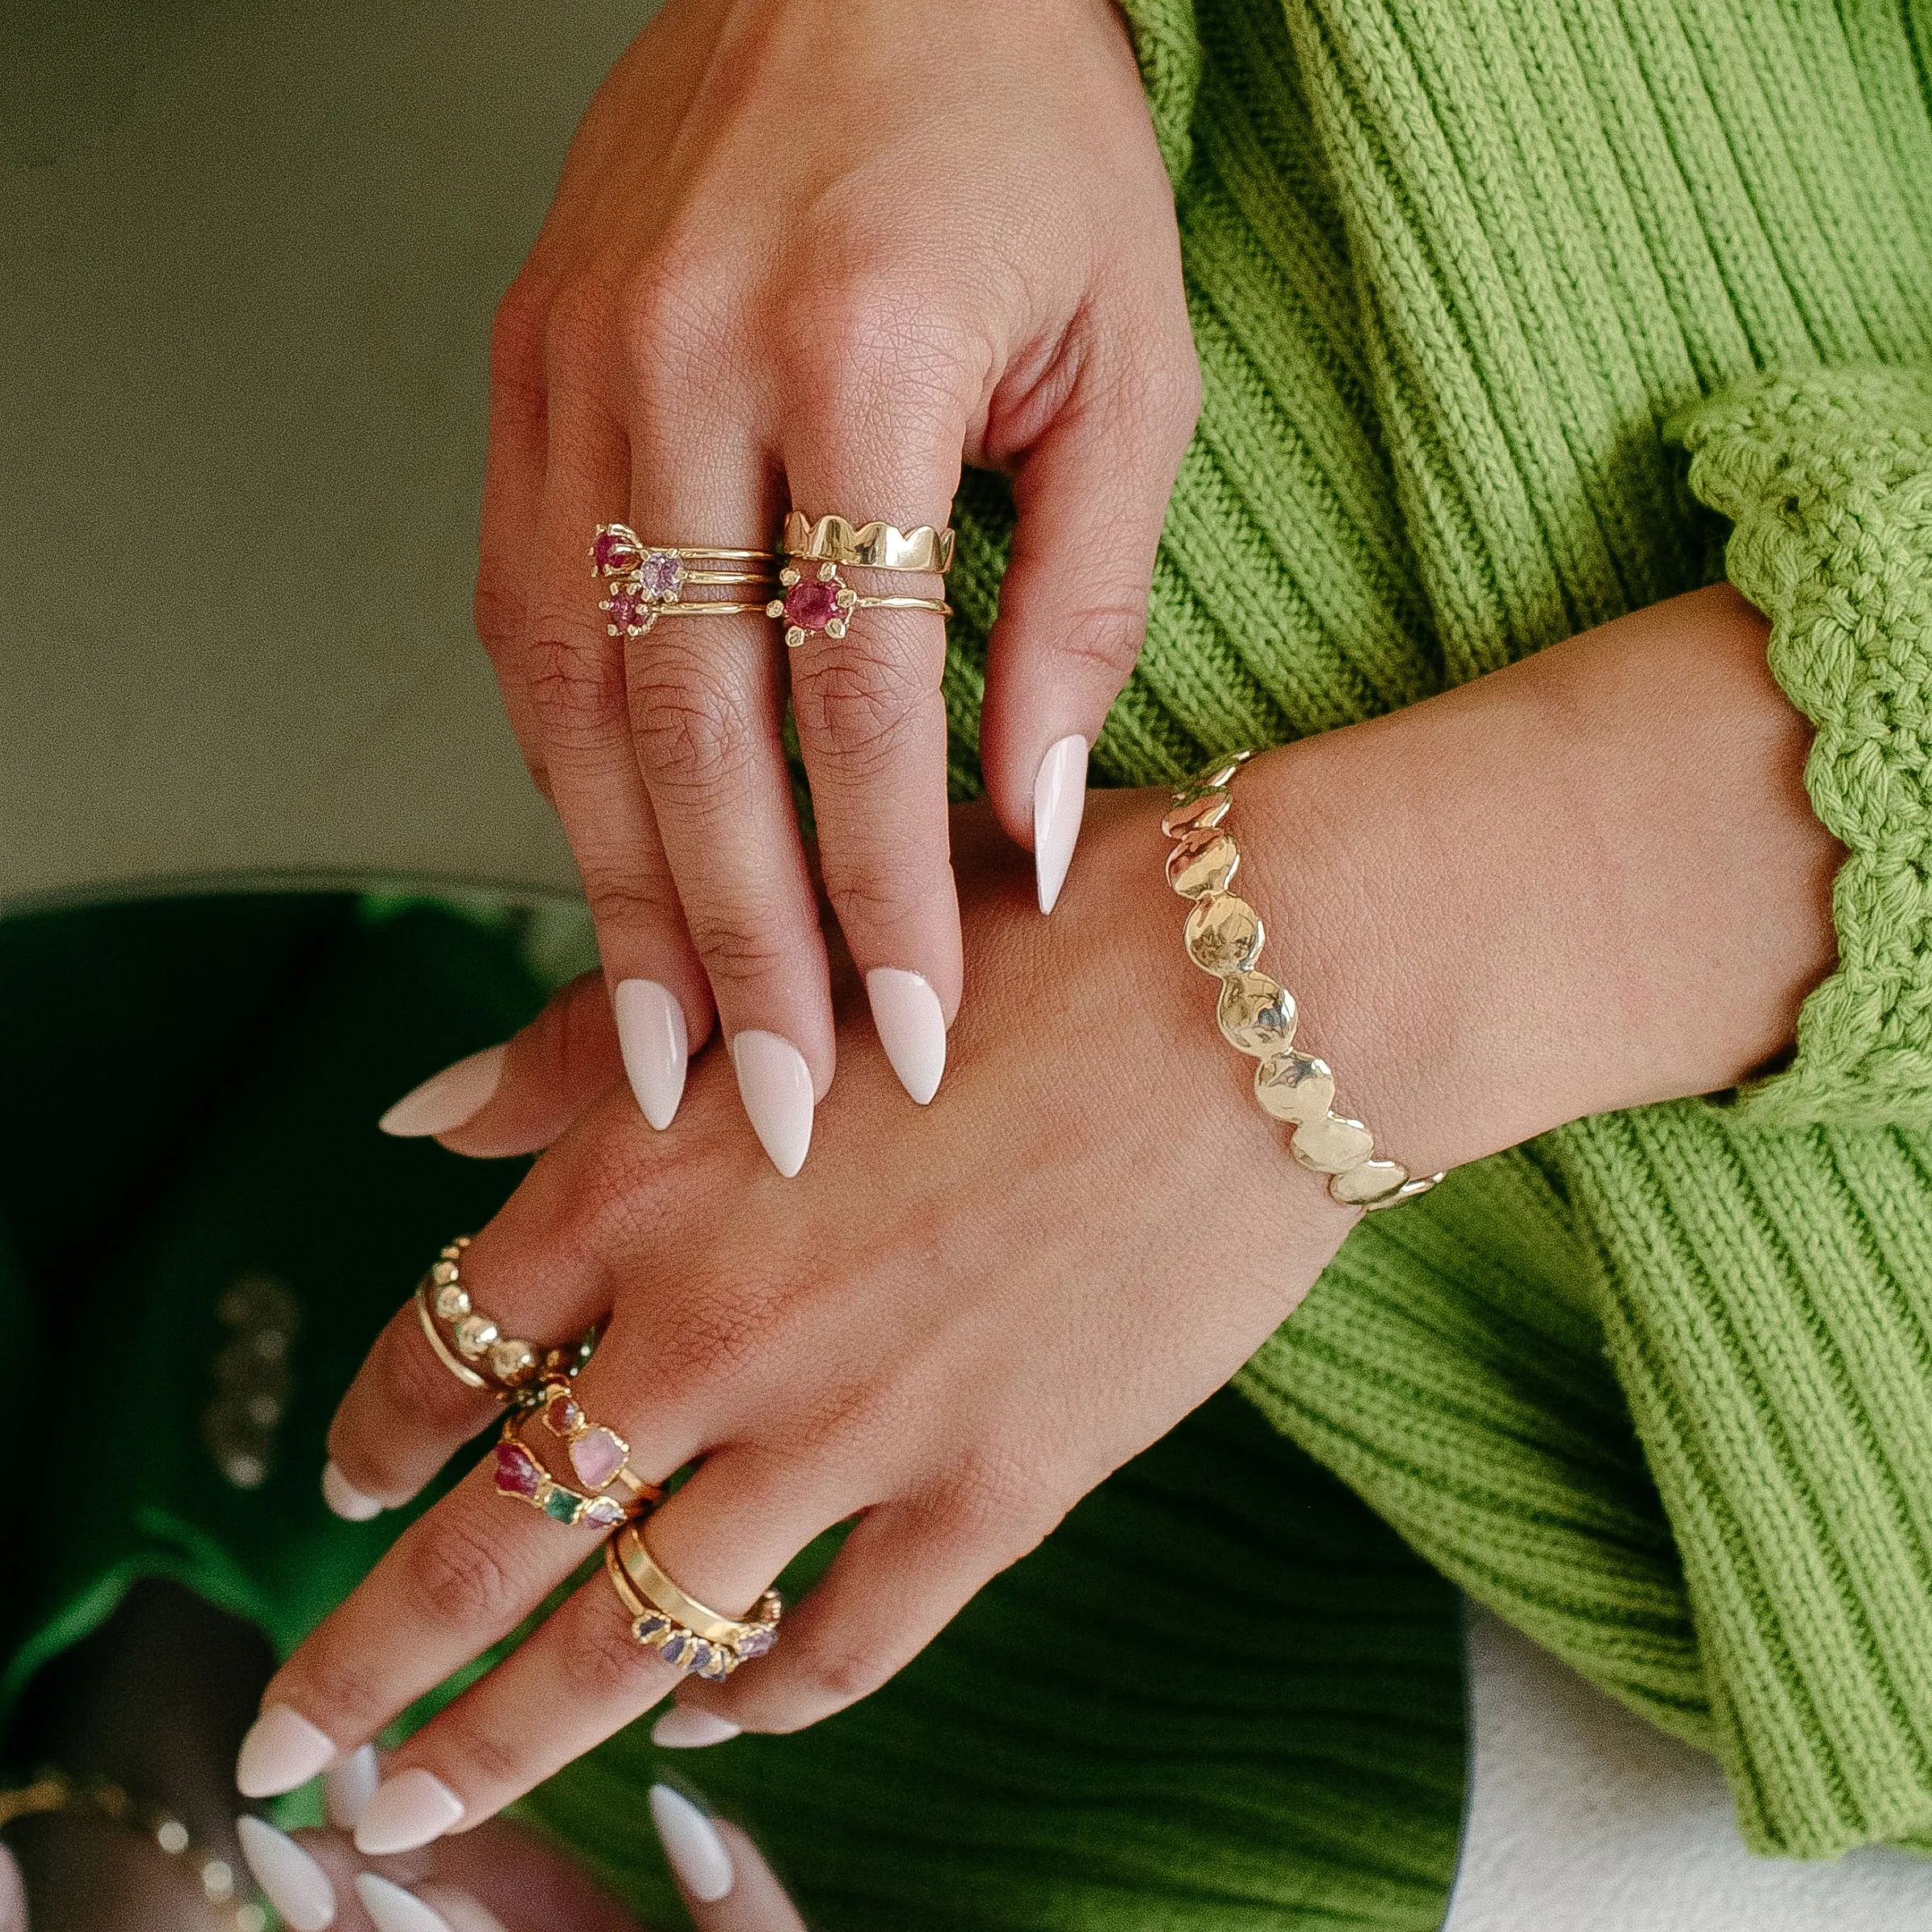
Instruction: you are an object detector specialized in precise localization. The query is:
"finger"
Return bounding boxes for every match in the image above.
[476,275,554,796]
[654,1804,809,1931]
[525,359,714,1128]
[977,305,1200,914]
[668,1485,1049,1737]
[321,1137,656,1510]
[783,404,964,1107]
[624,402,834,1177]
[352,1445,861,1834]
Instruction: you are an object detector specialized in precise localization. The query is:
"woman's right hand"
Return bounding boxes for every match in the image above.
[468,0,1196,1171]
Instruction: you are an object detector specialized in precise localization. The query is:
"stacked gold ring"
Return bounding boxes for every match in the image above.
[605,1522,781,1680]
[592,524,782,640]
[772,510,953,648]
[414,1237,591,1400]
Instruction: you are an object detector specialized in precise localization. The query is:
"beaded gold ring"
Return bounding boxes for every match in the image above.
[605,1522,781,1680]
[414,1237,590,1400]
[1163,754,1444,1212]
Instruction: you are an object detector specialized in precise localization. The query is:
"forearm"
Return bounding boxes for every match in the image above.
[1228,584,1840,1179]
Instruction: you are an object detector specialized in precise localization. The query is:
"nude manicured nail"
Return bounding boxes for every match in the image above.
[615,979,688,1130]
[1033,734,1089,914]
[731,1031,813,1177]
[237,1705,337,1799]
[378,1045,505,1136]
[649,1784,734,1902]
[414,1884,510,1932]
[355,1874,454,1932]
[321,1460,381,1523]
[354,1768,464,1855]
[652,1705,742,1749]
[325,1743,381,1831]
[236,1816,336,1931]
[865,968,947,1105]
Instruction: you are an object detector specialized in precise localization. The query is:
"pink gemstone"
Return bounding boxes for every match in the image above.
[734,1623,776,1657]
[543,1388,582,1438]
[637,551,682,600]
[603,587,644,632]
[493,1442,542,1500]
[569,1426,627,1490]
[784,578,841,632]
[592,530,636,573]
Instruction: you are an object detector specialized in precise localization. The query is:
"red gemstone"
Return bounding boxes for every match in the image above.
[784,578,841,632]
[543,1388,583,1438]
[604,587,644,632]
[593,530,636,572]
[493,1442,542,1500]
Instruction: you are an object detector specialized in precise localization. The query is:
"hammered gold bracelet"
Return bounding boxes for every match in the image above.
[1163,752,1443,1212]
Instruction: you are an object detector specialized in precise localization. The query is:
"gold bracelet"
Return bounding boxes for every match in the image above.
[0,1770,267,1930]
[1163,753,1443,1212]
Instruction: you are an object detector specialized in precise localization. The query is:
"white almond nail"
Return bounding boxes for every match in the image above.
[321,1461,382,1523]
[354,1768,464,1855]
[413,1885,510,1932]
[324,1742,381,1831]
[236,1817,336,1931]
[614,979,689,1130]
[865,968,947,1105]
[378,1045,506,1137]
[651,1705,742,1749]
[237,1706,337,1799]
[730,1031,813,1177]
[649,1785,734,1903]
[355,1874,453,1932]
[1033,735,1089,914]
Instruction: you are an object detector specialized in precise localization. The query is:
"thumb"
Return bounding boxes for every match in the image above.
[977,327,1198,914]
[377,971,624,1158]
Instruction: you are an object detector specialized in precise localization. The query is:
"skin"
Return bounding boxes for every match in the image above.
[265,581,1842,1833]
[480,0,1195,1129]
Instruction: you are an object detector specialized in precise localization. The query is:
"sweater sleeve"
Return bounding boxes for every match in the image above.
[1670,365,1932,1132]
[1111,0,1200,192]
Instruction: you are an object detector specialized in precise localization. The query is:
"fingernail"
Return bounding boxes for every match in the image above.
[1033,734,1089,914]
[354,1768,464,1855]
[865,968,947,1105]
[614,979,689,1130]
[414,1886,510,1932]
[321,1461,382,1523]
[651,1705,742,1749]
[237,1705,337,1799]
[730,1031,813,1177]
[324,1742,381,1831]
[649,1784,734,1903]
[355,1874,453,1932]
[236,1816,336,1931]
[378,1045,506,1136]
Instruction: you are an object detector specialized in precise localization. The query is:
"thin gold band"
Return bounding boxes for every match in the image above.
[415,1284,489,1391]
[615,1522,779,1645]
[1163,754,1444,1212]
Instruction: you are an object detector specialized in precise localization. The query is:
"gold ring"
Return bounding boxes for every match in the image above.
[414,1238,590,1399]
[605,1522,781,1678]
[491,1413,659,1530]
[767,562,950,647]
[531,1379,660,1500]
[782,512,955,573]
[592,523,780,640]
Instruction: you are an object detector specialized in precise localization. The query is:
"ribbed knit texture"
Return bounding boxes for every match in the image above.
[941,0,1932,1859]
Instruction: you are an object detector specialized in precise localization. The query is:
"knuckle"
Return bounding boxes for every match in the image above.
[422,1711,530,1796]
[791,636,934,774]
[679,904,800,993]
[490,279,549,390]
[930,1443,1052,1552]
[619,240,737,392]
[543,273,619,384]
[629,650,760,796]
[782,1634,889,1716]
[579,870,680,939]
[783,268,970,429]
[284,1646,388,1738]
[525,624,625,750]
[472,573,523,656]
[1053,604,1147,691]
[399,1510,529,1632]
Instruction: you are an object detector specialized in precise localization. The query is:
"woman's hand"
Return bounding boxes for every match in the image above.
[472,0,1195,1166]
[263,584,1840,1842]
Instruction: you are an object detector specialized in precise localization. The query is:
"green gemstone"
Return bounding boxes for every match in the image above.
[541,1487,580,1525]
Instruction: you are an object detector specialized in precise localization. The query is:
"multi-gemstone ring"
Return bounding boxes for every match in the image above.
[590,525,780,640]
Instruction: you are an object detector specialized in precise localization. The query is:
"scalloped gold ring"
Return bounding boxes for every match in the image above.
[782,511,955,573]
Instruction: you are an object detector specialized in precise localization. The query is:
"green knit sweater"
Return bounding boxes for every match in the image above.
[937,0,1932,1860]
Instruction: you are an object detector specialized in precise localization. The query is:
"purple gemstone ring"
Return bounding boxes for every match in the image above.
[603,1523,781,1682]
[491,1407,663,1532]
[590,523,781,640]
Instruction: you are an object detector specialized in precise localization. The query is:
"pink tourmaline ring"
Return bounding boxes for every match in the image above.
[766,561,951,649]
[491,1397,664,1532]
[590,524,780,641]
